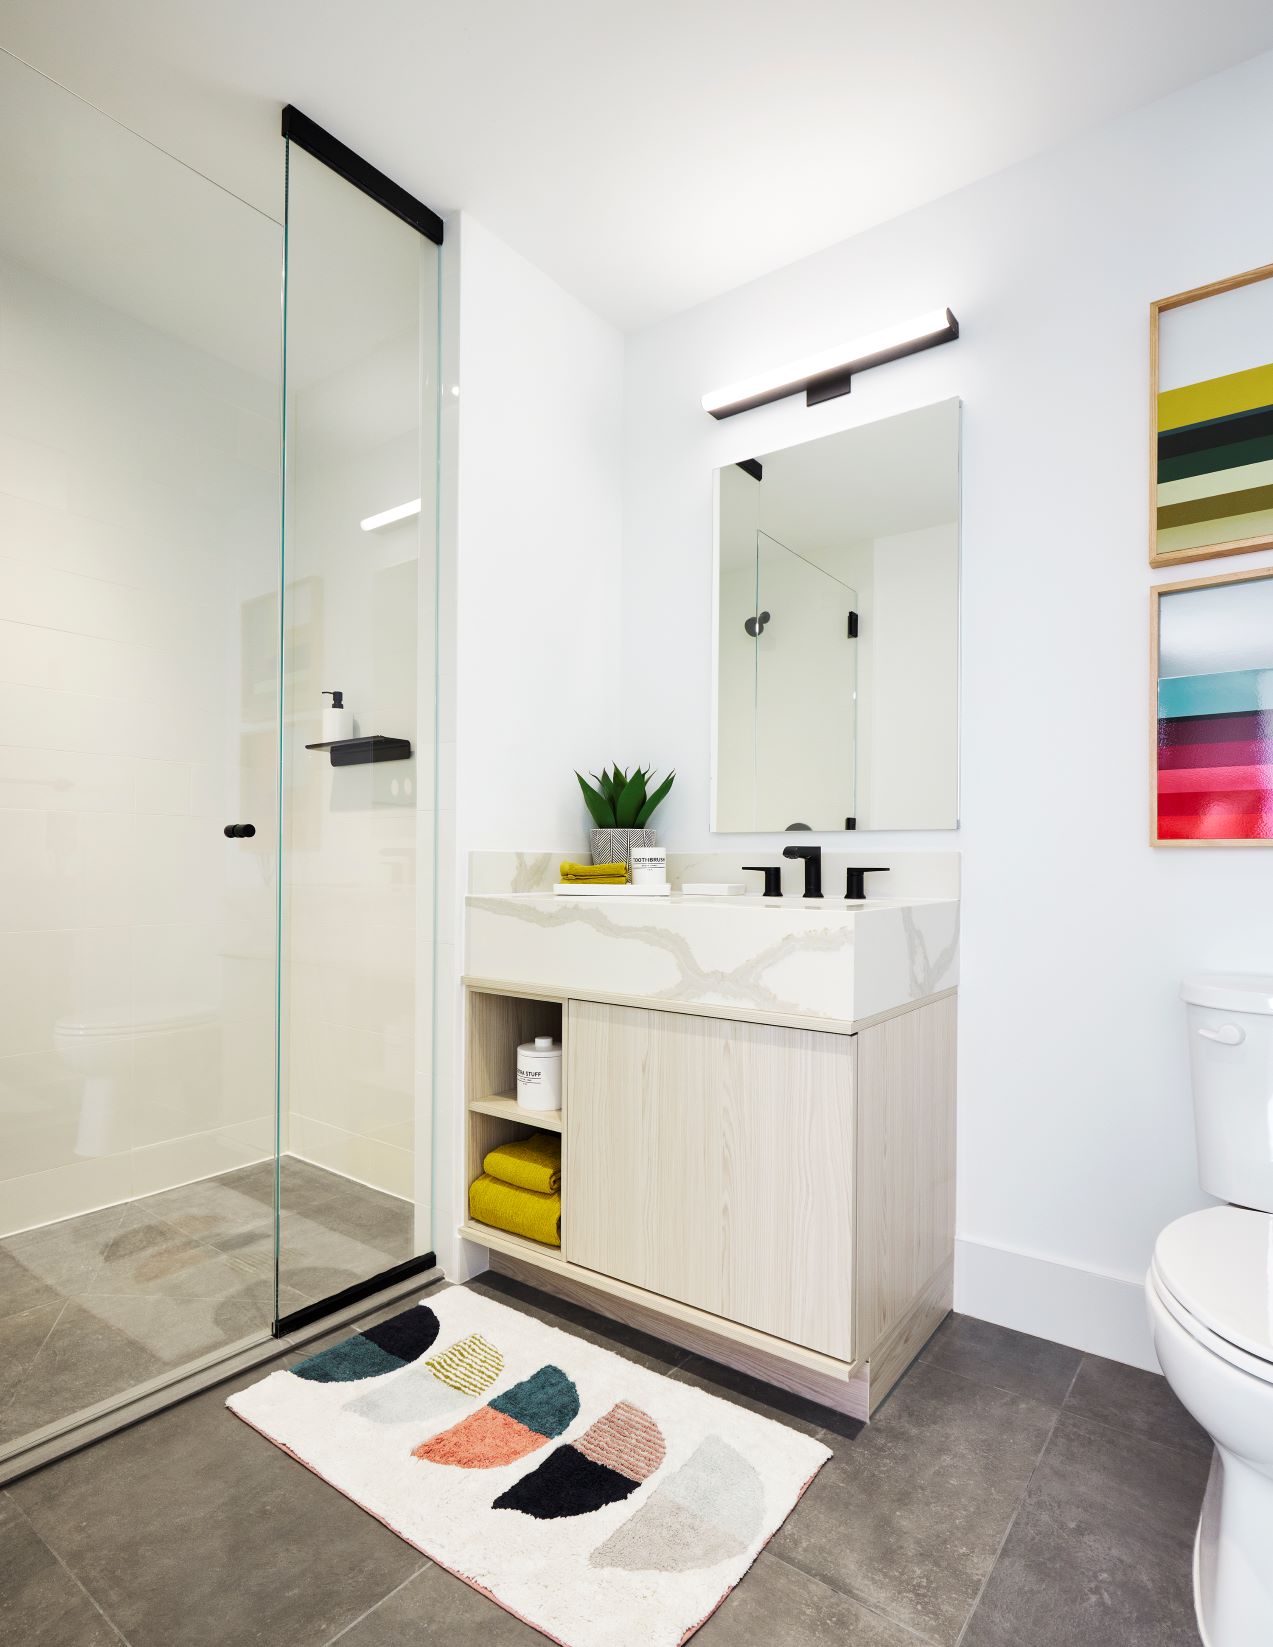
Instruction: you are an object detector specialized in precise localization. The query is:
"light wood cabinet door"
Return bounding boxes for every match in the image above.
[564,1001,855,1360]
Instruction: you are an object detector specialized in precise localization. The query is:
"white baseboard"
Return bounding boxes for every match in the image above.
[954,1236,1159,1373]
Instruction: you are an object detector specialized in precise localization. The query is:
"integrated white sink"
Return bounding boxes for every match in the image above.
[465,887,959,1028]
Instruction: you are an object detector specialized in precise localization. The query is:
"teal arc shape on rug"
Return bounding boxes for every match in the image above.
[489,1364,579,1436]
[291,1305,441,1384]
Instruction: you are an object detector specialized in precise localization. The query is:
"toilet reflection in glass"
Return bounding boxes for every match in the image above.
[54,1007,221,1160]
[1147,974,1273,1647]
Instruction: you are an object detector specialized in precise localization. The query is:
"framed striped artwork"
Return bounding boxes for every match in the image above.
[1152,568,1273,845]
[1150,263,1273,568]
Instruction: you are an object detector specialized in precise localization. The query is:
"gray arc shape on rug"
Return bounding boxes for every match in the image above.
[343,1361,470,1425]
[590,1435,765,1572]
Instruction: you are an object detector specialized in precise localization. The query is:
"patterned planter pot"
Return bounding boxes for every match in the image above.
[589,828,655,871]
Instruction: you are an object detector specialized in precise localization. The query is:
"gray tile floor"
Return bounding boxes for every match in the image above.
[0,1159,413,1448]
[0,1274,1209,1647]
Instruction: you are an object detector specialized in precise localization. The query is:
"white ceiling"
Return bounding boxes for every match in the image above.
[3,1,1273,331]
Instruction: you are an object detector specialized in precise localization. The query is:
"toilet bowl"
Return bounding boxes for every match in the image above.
[54,1005,218,1157]
[1149,1207,1273,1647]
[1149,973,1273,1646]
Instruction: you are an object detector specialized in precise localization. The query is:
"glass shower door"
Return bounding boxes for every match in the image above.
[0,50,284,1464]
[274,116,440,1328]
[754,530,858,831]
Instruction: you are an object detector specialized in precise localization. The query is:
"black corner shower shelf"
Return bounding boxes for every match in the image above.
[305,735,413,767]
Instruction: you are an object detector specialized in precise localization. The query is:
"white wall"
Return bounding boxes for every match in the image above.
[621,48,1273,1369]
[435,214,625,1279]
[453,215,625,848]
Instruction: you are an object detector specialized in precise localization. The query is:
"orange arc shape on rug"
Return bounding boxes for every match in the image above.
[413,1405,546,1468]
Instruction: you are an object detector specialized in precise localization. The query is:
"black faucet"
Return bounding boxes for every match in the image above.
[782,843,822,898]
[844,865,889,900]
[742,865,783,898]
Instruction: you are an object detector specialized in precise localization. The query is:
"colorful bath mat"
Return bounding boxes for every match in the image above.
[227,1285,829,1647]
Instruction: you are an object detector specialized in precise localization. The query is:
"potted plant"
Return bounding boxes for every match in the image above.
[575,764,675,869]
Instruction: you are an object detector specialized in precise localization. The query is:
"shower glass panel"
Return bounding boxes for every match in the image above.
[754,532,858,830]
[276,134,439,1323]
[0,51,283,1458]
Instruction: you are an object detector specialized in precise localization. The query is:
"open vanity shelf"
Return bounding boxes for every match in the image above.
[467,1094,562,1133]
[460,971,957,1421]
[461,988,566,1260]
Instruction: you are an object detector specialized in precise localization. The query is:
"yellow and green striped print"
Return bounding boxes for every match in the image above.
[1156,361,1273,554]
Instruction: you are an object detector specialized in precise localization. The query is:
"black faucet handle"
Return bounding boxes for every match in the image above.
[844,866,889,900]
[742,865,783,898]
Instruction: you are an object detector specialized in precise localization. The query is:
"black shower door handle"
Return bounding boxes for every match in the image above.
[223,823,256,838]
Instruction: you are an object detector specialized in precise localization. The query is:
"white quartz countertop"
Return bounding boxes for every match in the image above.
[465,888,959,1029]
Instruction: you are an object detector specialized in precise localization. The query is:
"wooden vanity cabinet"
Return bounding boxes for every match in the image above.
[461,985,956,1418]
[564,1002,855,1360]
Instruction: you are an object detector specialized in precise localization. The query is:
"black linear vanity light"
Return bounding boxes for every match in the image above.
[701,307,959,419]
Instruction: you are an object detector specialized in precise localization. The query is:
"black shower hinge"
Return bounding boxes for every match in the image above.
[847,611,859,638]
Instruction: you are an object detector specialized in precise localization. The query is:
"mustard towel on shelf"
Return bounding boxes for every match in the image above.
[469,1175,561,1247]
[559,861,627,883]
[483,1133,561,1194]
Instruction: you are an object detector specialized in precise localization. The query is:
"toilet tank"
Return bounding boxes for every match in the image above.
[1183,974,1273,1213]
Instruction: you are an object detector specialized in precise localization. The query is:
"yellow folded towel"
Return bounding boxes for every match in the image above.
[484,1133,561,1194]
[560,860,628,882]
[469,1175,561,1247]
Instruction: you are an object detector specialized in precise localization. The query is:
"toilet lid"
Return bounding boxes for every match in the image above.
[1153,1206,1273,1369]
[54,1005,216,1038]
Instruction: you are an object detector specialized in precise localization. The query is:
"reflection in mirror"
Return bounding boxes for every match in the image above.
[712,398,960,832]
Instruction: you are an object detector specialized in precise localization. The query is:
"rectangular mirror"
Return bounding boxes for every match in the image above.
[712,397,960,832]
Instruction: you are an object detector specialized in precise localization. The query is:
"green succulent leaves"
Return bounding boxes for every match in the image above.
[574,763,675,829]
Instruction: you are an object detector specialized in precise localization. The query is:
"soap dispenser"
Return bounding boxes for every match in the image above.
[322,689,353,743]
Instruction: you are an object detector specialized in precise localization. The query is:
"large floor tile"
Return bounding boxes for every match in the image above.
[468,1271,689,1373]
[960,1413,1209,1646]
[129,1176,272,1247]
[0,1247,74,1323]
[332,1561,544,1646]
[308,1181,412,1256]
[0,1205,127,1317]
[1062,1353,1211,1457]
[0,1300,169,1443]
[0,1494,123,1647]
[0,1303,64,1409]
[10,1374,425,1647]
[920,1313,1082,1407]
[771,1359,1057,1644]
[697,1552,936,1646]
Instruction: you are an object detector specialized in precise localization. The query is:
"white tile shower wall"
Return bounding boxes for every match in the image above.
[0,258,280,1236]
[620,50,1273,1369]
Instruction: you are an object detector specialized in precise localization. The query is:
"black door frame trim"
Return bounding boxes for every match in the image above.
[281,105,444,244]
[273,1251,439,1338]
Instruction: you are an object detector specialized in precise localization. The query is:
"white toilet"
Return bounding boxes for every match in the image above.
[1147,973,1273,1647]
[54,1004,219,1158]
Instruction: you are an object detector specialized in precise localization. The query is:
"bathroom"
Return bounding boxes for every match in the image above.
[2,6,1273,1645]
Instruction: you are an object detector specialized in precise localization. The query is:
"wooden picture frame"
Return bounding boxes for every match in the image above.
[1151,565,1273,846]
[1149,262,1273,569]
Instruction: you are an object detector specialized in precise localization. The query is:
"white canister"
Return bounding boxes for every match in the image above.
[630,845,667,887]
[516,1036,562,1112]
